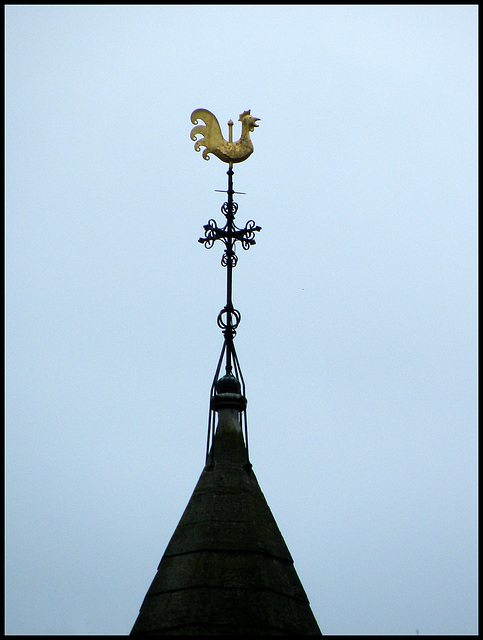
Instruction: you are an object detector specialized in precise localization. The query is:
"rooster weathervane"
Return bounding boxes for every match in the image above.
[190,108,261,465]
[190,108,259,165]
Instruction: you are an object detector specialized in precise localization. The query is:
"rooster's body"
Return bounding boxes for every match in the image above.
[190,109,260,164]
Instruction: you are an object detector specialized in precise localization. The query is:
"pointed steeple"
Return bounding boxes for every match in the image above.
[129,110,322,635]
[131,377,321,635]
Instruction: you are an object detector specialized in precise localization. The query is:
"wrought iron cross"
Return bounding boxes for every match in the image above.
[198,165,261,377]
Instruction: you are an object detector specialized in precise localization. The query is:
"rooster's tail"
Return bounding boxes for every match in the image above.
[190,109,225,160]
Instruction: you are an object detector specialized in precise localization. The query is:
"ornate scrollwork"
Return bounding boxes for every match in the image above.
[198,219,219,249]
[240,220,261,250]
[221,251,238,268]
[221,201,238,217]
[199,215,261,265]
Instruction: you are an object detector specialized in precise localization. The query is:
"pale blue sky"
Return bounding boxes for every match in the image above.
[5,5,477,635]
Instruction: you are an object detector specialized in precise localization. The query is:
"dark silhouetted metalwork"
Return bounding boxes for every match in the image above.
[199,165,261,463]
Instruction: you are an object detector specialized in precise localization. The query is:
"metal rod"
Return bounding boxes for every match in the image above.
[206,340,227,463]
[225,165,234,376]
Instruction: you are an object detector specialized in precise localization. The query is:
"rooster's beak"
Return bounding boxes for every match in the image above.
[253,118,260,127]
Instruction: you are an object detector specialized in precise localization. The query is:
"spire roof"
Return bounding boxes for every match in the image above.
[130,392,322,635]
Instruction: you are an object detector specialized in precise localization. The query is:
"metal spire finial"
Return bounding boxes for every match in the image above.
[191,108,261,464]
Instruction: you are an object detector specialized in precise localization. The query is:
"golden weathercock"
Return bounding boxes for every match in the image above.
[190,108,260,164]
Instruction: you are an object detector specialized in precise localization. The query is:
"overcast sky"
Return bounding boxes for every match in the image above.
[5,5,477,636]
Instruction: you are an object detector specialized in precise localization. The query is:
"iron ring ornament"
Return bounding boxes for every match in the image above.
[217,306,241,335]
